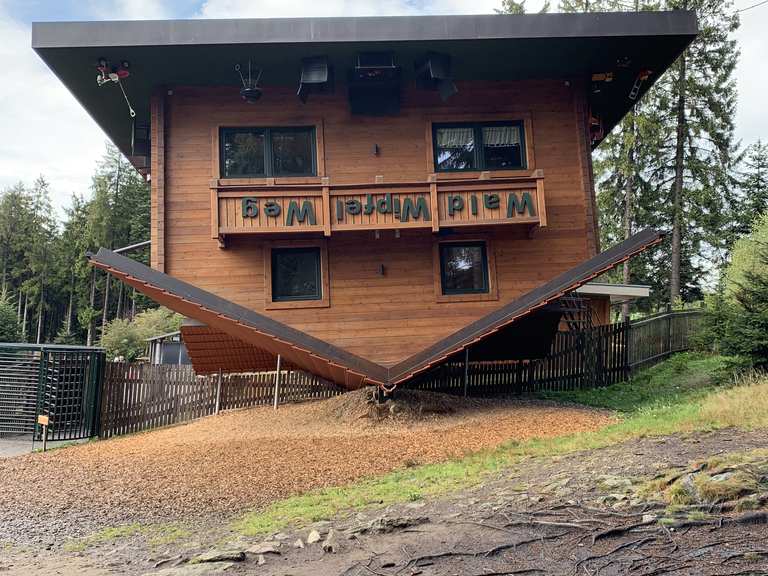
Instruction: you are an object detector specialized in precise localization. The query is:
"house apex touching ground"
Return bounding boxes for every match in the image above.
[34,12,696,388]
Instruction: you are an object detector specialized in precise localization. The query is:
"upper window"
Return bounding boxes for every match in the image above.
[439,242,489,295]
[433,121,525,172]
[220,127,316,178]
[271,247,322,302]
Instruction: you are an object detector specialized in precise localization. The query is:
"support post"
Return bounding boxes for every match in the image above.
[273,355,282,410]
[215,369,222,415]
[463,348,470,398]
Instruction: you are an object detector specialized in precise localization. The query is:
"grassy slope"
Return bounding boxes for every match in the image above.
[236,353,765,535]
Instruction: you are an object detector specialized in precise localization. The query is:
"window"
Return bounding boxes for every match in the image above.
[433,121,525,172]
[220,127,316,178]
[271,247,322,302]
[439,242,489,295]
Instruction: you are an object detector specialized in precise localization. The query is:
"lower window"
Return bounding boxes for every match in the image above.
[271,247,322,301]
[439,241,489,295]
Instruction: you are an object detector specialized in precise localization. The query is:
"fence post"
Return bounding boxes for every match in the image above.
[666,305,673,358]
[273,355,282,410]
[463,348,470,397]
[215,369,222,415]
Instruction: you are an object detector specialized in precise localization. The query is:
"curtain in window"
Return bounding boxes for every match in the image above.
[436,127,474,148]
[482,126,521,148]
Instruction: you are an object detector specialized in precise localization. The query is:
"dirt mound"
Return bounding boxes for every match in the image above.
[311,386,490,424]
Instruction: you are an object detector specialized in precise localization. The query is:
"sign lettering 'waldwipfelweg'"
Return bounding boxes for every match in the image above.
[239,191,537,227]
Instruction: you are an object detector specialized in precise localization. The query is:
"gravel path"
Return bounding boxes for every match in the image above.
[0,392,614,545]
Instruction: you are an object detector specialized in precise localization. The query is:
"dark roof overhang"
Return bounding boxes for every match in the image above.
[32,12,697,171]
[87,228,662,389]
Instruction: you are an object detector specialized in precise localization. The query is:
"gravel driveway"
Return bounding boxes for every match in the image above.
[0,391,614,546]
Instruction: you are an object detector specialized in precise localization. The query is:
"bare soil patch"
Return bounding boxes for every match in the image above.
[0,391,613,546]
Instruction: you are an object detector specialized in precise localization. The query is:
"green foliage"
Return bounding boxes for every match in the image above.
[723,243,768,366]
[100,307,182,361]
[0,294,21,342]
[538,353,728,413]
[699,216,768,366]
[725,212,768,298]
[0,143,151,345]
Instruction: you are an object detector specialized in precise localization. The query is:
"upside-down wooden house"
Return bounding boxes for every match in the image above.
[32,12,697,391]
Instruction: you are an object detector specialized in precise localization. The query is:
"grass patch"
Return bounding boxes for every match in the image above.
[538,353,729,413]
[63,523,145,552]
[235,353,760,537]
[62,522,193,552]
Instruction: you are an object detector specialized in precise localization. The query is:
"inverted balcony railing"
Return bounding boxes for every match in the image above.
[210,170,546,241]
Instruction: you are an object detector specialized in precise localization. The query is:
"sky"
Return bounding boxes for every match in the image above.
[0,0,766,218]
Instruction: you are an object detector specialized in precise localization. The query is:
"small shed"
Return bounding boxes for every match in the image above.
[147,331,190,366]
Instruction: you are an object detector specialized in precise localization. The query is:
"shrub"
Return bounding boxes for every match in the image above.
[0,295,21,342]
[100,307,182,361]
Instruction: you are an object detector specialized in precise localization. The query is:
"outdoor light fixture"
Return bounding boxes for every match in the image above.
[415,52,457,102]
[235,61,263,103]
[297,56,333,103]
[95,57,135,118]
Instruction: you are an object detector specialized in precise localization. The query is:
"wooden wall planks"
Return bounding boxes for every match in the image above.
[159,79,599,366]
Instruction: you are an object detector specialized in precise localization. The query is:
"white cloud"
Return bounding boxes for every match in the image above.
[88,0,171,20]
[0,5,107,217]
[198,0,503,19]
[734,5,768,146]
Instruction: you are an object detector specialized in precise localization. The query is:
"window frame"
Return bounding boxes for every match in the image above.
[270,246,322,303]
[438,241,490,296]
[433,237,498,303]
[432,120,527,173]
[220,126,318,179]
[264,240,330,310]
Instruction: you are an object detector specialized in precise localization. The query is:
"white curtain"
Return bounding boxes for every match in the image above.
[436,127,474,148]
[482,126,521,148]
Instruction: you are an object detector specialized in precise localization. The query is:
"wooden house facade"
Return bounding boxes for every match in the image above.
[33,13,696,389]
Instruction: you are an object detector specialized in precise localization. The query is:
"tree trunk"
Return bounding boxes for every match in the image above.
[670,51,687,306]
[622,109,636,322]
[86,269,96,346]
[65,280,74,335]
[131,287,136,319]
[36,289,44,344]
[16,289,22,320]
[22,293,28,342]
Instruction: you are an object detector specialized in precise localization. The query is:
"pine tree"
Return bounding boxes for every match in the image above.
[661,0,740,303]
[736,140,768,230]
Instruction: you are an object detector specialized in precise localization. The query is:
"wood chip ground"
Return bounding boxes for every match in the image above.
[0,390,614,540]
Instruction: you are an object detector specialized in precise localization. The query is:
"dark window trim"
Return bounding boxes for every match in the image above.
[270,246,322,302]
[438,241,490,295]
[220,126,317,178]
[432,120,527,173]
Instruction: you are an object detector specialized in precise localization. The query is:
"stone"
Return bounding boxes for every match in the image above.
[293,538,304,549]
[322,529,337,553]
[145,562,234,575]
[307,529,322,544]
[247,542,281,555]
[597,475,632,492]
[272,532,289,541]
[348,516,429,536]
[257,555,266,566]
[642,514,658,524]
[710,471,737,482]
[190,549,245,564]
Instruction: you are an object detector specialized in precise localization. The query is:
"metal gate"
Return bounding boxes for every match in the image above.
[0,344,105,440]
